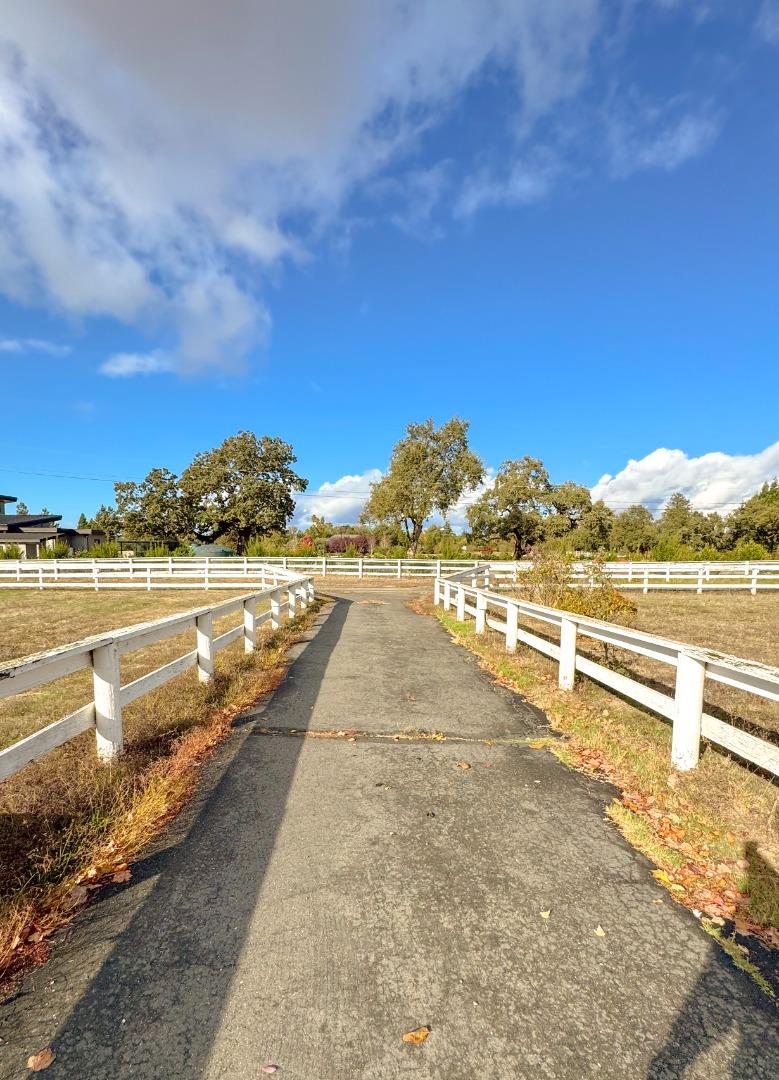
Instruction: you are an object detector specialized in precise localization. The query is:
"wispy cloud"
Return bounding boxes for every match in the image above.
[756,1,779,44]
[100,350,176,377]
[591,442,779,514]
[0,2,734,373]
[0,337,71,357]
[607,94,723,177]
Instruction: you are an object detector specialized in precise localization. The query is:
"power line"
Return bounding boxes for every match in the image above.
[0,466,759,511]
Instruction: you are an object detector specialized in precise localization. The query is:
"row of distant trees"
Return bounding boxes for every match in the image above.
[69,419,779,558]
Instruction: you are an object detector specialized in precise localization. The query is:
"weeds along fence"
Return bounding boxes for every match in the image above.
[0,569,315,782]
[1,557,778,591]
[435,566,779,777]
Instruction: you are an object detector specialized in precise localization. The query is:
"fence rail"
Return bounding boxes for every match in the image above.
[0,568,315,781]
[434,566,779,777]
[0,556,778,590]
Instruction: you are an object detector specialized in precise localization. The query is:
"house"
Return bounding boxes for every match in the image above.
[0,496,106,557]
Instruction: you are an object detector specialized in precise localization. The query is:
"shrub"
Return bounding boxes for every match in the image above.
[172,544,194,557]
[0,543,22,560]
[38,540,71,559]
[650,539,699,562]
[731,540,770,561]
[144,544,172,558]
[77,541,121,558]
[246,533,288,557]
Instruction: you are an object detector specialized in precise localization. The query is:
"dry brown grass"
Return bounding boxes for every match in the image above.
[0,592,323,993]
[422,599,779,961]
[502,589,779,740]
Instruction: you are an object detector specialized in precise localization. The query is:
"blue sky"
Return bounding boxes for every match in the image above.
[1,1,778,527]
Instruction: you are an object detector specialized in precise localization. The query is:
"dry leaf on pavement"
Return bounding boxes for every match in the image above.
[402,1026,431,1044]
[594,925,606,937]
[27,1049,55,1071]
[456,761,471,770]
[540,910,551,919]
[261,1066,279,1074]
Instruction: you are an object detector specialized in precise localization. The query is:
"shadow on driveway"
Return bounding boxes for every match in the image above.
[0,598,350,1080]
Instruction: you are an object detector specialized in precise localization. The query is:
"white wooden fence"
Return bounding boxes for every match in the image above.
[434,566,779,776]
[0,557,778,590]
[0,570,315,781]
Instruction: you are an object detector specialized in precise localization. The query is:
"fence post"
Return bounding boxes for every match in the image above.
[146,566,152,592]
[283,557,288,571]
[433,578,441,606]
[671,652,705,771]
[244,596,257,652]
[443,581,451,611]
[39,566,44,591]
[559,618,577,691]
[751,568,758,596]
[93,642,123,762]
[397,559,402,580]
[475,591,487,634]
[92,565,98,592]
[270,589,282,629]
[697,569,703,595]
[297,582,307,611]
[287,585,296,617]
[506,601,519,653]
[204,558,210,591]
[196,611,214,683]
[307,578,315,603]
[456,584,465,621]
[322,557,327,577]
[643,569,649,595]
[436,559,441,579]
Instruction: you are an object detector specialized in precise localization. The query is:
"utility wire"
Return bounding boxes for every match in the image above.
[0,466,757,510]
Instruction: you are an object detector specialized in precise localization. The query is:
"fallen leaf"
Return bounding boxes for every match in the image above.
[456,761,471,770]
[651,899,664,905]
[111,870,132,884]
[594,925,606,937]
[402,1026,431,1045]
[261,1066,279,1074]
[529,739,546,750]
[540,910,551,919]
[27,1049,55,1071]
[62,885,88,912]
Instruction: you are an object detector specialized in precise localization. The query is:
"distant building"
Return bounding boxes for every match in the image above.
[0,496,106,557]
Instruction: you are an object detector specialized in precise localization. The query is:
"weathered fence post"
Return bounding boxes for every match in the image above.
[443,580,451,611]
[456,585,466,622]
[358,557,364,580]
[270,589,282,630]
[307,579,315,603]
[559,618,577,691]
[475,591,487,634]
[671,652,705,771]
[287,585,297,617]
[299,582,308,611]
[196,611,214,683]
[93,642,123,761]
[506,601,519,653]
[243,596,257,652]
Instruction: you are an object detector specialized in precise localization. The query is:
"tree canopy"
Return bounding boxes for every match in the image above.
[179,431,307,550]
[362,417,483,554]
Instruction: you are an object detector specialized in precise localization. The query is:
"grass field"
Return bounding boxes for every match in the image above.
[0,587,322,989]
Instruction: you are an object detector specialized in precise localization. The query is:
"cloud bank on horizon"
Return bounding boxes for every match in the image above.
[296,442,779,527]
[0,0,754,378]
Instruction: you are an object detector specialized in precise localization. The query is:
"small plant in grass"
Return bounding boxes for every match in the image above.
[0,544,23,560]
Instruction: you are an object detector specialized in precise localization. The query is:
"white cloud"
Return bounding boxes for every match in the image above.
[607,94,722,177]
[100,350,176,377]
[756,1,779,43]
[591,442,779,514]
[294,469,383,527]
[0,337,71,356]
[0,2,730,371]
